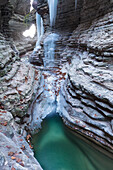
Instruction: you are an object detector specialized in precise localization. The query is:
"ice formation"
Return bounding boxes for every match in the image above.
[33,13,44,53]
[47,0,58,26]
[44,33,59,66]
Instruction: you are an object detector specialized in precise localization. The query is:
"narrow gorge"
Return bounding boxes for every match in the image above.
[0,0,113,169]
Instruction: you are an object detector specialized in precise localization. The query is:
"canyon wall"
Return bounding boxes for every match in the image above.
[0,0,39,119]
[36,0,113,153]
[0,0,113,168]
[0,1,42,169]
[61,0,113,152]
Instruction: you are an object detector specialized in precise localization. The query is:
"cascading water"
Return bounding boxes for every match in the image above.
[43,33,59,67]
[47,0,58,26]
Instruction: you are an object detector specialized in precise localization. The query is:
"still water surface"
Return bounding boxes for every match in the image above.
[32,114,113,170]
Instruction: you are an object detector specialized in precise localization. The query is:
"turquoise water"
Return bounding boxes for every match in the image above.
[32,114,113,170]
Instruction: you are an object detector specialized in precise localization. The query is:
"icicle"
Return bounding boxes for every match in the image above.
[41,17,44,36]
[36,13,41,42]
[47,0,58,26]
[33,13,44,53]
[75,0,77,9]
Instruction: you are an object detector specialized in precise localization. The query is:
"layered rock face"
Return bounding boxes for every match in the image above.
[35,0,113,152]
[36,0,83,31]
[59,1,113,152]
[0,34,40,121]
[0,0,40,123]
[0,0,42,168]
[0,0,113,168]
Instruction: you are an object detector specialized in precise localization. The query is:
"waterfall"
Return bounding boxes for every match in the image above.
[47,0,58,26]
[75,0,77,9]
[44,33,59,66]
[33,12,44,53]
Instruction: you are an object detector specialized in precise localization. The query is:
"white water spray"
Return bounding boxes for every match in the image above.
[47,0,58,26]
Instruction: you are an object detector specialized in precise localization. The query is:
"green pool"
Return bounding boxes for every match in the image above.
[32,114,113,170]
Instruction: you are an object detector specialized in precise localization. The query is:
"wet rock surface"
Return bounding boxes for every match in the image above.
[0,0,37,53]
[29,48,44,66]
[0,6,41,167]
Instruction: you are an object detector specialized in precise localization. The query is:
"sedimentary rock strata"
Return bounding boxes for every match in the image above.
[0,0,42,168]
[0,35,40,120]
[60,8,113,151]
[34,0,113,152]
